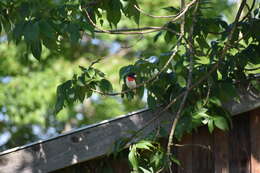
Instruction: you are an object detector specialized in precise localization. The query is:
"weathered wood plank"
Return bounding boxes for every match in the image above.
[0,109,173,173]
[192,126,214,173]
[176,134,193,173]
[0,91,259,173]
[223,89,260,115]
[229,114,251,173]
[214,129,229,173]
[250,108,260,173]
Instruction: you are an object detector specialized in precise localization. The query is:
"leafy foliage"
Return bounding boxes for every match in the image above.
[54,65,113,114]
[128,140,171,172]
[1,0,260,172]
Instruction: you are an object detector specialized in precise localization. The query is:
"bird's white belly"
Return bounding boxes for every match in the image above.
[126,80,136,89]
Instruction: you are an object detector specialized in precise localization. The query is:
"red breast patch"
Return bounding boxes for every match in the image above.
[127,76,135,81]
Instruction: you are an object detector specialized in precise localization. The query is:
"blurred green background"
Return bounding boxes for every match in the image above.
[0,0,249,150]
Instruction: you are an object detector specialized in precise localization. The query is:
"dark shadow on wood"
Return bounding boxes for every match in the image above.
[0,91,259,173]
[229,113,251,173]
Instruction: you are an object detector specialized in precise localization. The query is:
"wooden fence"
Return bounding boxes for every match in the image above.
[0,90,259,173]
[53,108,260,173]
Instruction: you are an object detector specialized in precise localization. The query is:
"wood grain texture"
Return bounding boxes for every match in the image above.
[176,134,193,173]
[250,108,260,173]
[229,114,251,173]
[192,126,214,173]
[214,129,229,173]
[0,109,173,173]
[0,92,259,173]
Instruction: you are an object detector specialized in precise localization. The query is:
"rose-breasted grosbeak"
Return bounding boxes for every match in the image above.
[125,73,136,89]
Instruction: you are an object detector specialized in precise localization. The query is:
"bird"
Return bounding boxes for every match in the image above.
[125,73,137,90]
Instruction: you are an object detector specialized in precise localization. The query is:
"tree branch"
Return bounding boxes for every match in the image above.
[134,0,197,20]
[241,0,256,21]
[134,5,177,18]
[83,4,187,36]
[124,0,247,163]
[90,36,183,96]
[173,143,211,150]
[166,0,197,172]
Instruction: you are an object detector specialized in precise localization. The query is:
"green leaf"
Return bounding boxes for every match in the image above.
[31,40,42,61]
[196,36,209,49]
[94,68,105,77]
[171,155,181,166]
[147,94,157,109]
[159,127,168,138]
[99,79,113,92]
[174,60,183,74]
[81,21,94,36]
[196,56,210,64]
[177,75,186,88]
[54,80,72,115]
[214,116,229,131]
[164,23,177,43]
[1,16,11,33]
[112,138,128,156]
[106,0,122,27]
[218,83,238,101]
[75,86,86,102]
[163,6,180,14]
[164,31,177,43]
[119,65,134,82]
[122,0,140,25]
[24,21,40,43]
[135,140,154,150]
[19,2,30,18]
[136,85,144,99]
[150,151,165,169]
[251,80,260,91]
[208,119,214,133]
[12,22,25,43]
[253,8,259,16]
[209,97,222,106]
[67,23,80,43]
[139,167,153,173]
[230,28,239,43]
[87,67,96,78]
[153,31,163,42]
[128,146,139,171]
[193,108,208,119]
[39,19,56,39]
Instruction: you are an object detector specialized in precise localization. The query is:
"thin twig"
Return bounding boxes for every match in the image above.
[93,27,161,33]
[204,80,212,106]
[167,0,197,172]
[134,5,178,18]
[94,28,161,35]
[83,1,195,97]
[123,38,183,145]
[91,36,183,96]
[120,35,144,49]
[93,26,180,35]
[188,0,247,90]
[134,0,197,20]
[173,143,211,151]
[84,9,160,34]
[241,0,256,21]
[85,9,178,35]
[125,0,247,159]
[83,2,191,36]
[171,0,197,22]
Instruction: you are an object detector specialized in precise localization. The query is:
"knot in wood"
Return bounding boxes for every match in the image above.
[71,135,82,143]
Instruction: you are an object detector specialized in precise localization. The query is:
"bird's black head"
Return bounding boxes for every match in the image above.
[127,73,136,78]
